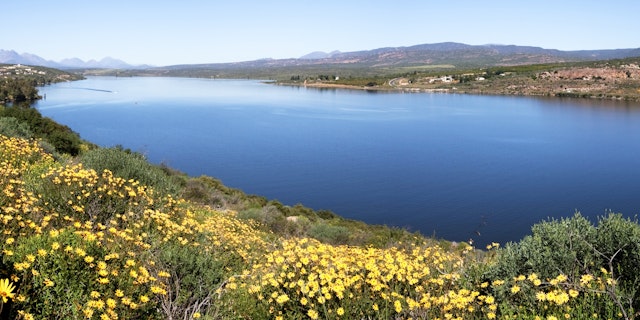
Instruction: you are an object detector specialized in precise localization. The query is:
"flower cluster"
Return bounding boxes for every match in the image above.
[239,237,496,319]
[0,134,270,319]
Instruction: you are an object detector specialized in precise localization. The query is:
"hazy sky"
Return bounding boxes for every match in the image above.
[4,0,639,66]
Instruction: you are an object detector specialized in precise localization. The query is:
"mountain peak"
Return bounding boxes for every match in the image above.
[0,50,143,69]
[299,50,341,60]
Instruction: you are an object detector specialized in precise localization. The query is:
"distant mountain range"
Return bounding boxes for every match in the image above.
[288,42,640,67]
[3,42,640,71]
[156,42,640,76]
[0,49,150,69]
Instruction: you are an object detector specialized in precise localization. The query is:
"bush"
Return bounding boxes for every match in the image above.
[308,223,351,245]
[79,147,182,197]
[484,212,640,312]
[0,105,82,155]
[485,213,596,282]
[0,117,33,139]
[181,175,268,210]
[155,240,229,319]
[593,213,640,308]
[238,205,288,234]
[4,230,158,319]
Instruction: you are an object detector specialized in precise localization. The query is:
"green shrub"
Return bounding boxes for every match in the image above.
[181,176,268,210]
[0,117,33,139]
[484,212,640,313]
[308,223,351,245]
[238,205,288,234]
[5,230,157,319]
[181,178,228,208]
[594,213,640,309]
[155,240,231,319]
[79,147,182,197]
[485,213,597,282]
[0,105,82,155]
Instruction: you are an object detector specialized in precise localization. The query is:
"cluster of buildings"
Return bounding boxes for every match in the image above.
[0,64,47,77]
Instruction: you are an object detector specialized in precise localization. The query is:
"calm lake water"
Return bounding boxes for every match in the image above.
[34,77,640,245]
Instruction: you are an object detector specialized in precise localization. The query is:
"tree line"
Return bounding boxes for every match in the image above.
[0,78,41,103]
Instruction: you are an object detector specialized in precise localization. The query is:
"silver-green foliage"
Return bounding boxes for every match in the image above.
[485,212,640,311]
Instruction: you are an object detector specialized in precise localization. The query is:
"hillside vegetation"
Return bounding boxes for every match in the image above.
[288,57,640,102]
[1,64,83,103]
[1,113,640,319]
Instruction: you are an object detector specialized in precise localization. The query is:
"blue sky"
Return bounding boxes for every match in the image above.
[4,0,639,66]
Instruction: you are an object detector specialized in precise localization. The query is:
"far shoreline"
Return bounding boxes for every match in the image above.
[274,80,640,103]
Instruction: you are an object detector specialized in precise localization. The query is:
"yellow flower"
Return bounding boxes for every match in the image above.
[83,307,94,318]
[0,278,16,303]
[275,294,289,305]
[307,309,319,320]
[151,286,167,295]
[536,292,547,301]
[43,278,54,287]
[580,274,594,286]
[511,285,521,294]
[394,300,403,313]
[17,310,34,320]
[337,307,345,316]
[75,248,86,257]
[193,312,201,319]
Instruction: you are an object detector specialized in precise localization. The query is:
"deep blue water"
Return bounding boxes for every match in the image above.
[34,77,640,245]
